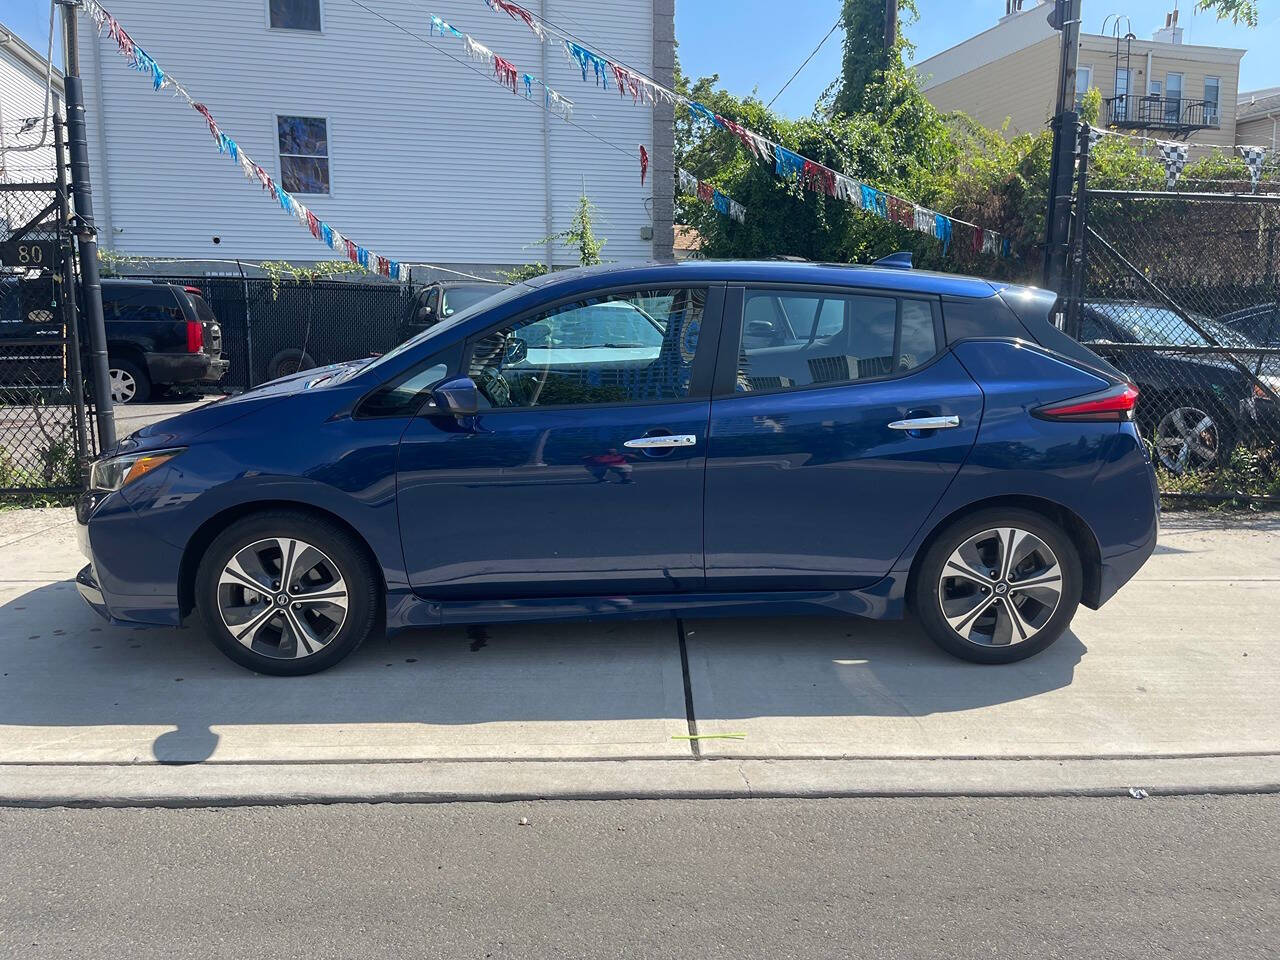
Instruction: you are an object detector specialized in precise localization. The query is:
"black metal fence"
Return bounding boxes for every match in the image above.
[127,275,423,393]
[1066,170,1280,504]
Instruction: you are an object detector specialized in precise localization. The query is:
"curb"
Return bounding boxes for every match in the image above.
[2,755,1278,808]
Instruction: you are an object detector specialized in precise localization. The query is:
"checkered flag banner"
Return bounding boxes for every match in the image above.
[1157,140,1188,188]
[1238,145,1268,190]
[1077,125,1107,155]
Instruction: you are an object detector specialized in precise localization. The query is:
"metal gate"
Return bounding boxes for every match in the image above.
[0,117,94,495]
[1064,127,1280,505]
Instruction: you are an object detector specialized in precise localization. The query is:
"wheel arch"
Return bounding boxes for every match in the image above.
[906,494,1103,610]
[178,499,387,618]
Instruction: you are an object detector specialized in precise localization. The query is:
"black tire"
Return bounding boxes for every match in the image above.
[195,510,380,676]
[267,348,315,382]
[910,507,1082,665]
[107,357,151,404]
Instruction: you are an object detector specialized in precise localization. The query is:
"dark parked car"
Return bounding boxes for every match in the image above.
[408,281,507,329]
[1077,301,1274,473]
[98,279,228,404]
[76,260,1158,675]
[1,276,227,403]
[1217,302,1280,346]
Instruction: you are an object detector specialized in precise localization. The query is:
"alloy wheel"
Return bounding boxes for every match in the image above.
[1154,406,1222,474]
[937,527,1063,648]
[217,537,349,660]
[109,367,137,404]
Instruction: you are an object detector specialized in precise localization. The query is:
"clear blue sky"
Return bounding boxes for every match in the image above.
[3,0,1277,119]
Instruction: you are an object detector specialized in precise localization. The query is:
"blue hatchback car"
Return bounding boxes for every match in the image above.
[76,260,1158,675]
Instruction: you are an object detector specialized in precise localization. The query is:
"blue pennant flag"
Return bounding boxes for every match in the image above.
[687,102,723,128]
[320,222,334,247]
[775,146,804,179]
[566,41,609,87]
[934,213,952,256]
[859,184,887,218]
[713,190,730,215]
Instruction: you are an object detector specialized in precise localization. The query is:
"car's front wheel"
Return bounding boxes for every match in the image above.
[195,511,380,675]
[911,508,1082,664]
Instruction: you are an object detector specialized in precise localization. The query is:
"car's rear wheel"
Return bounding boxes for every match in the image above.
[911,508,1082,664]
[195,511,380,676]
[107,358,150,404]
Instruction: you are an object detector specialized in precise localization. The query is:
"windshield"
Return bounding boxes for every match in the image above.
[441,285,504,317]
[336,281,532,383]
[1088,303,1222,347]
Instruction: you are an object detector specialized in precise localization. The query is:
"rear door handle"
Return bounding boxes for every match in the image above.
[624,434,698,449]
[887,416,961,431]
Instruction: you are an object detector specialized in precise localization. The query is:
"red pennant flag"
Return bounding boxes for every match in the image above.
[639,145,649,186]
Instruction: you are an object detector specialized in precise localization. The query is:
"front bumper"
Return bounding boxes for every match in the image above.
[76,563,110,621]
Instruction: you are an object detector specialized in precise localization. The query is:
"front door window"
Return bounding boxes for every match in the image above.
[468,289,706,408]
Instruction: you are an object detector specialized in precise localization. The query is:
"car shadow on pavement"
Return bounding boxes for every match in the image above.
[0,580,1081,764]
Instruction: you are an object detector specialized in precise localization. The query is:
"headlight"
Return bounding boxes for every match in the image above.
[89,448,185,492]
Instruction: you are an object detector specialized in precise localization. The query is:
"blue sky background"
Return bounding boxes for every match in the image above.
[3,0,1277,119]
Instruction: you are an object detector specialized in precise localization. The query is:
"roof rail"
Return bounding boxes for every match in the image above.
[874,252,914,270]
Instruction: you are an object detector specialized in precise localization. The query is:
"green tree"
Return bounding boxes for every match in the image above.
[1196,0,1260,26]
[833,0,918,115]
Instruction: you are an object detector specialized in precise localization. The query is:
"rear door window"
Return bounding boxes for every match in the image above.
[733,290,938,392]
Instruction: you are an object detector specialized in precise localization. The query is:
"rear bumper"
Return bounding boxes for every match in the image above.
[145,352,228,386]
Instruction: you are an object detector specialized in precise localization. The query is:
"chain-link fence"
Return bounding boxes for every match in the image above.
[120,275,426,392]
[1,153,93,495]
[1067,186,1280,505]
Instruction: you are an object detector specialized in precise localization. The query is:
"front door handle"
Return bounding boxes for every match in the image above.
[887,416,961,431]
[624,434,698,449]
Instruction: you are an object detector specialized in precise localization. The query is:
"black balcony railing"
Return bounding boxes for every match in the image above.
[1103,95,1220,132]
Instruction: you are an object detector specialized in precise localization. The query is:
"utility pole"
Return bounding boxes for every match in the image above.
[884,0,897,53]
[1042,0,1082,293]
[57,0,116,450]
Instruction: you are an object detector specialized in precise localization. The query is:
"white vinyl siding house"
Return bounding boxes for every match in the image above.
[0,24,62,186]
[76,0,674,275]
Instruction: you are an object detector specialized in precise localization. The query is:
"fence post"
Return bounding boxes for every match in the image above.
[236,260,256,388]
[1063,120,1091,342]
[53,105,90,467]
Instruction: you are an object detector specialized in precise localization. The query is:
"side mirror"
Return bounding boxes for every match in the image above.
[429,376,480,418]
[746,319,777,338]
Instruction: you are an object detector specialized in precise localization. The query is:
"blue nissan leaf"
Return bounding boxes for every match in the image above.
[76,260,1159,675]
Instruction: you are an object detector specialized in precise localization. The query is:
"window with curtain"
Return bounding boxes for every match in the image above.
[277,116,329,194]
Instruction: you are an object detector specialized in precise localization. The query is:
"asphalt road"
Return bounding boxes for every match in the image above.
[2,796,1276,959]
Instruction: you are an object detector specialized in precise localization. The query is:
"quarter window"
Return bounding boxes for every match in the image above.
[277,116,329,194]
[734,291,938,392]
[468,289,706,408]
[270,0,321,31]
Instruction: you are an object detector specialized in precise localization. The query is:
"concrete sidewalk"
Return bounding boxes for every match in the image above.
[1,509,1277,803]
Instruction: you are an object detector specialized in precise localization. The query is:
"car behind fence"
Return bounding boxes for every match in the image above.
[1065,144,1280,505]
[125,275,424,393]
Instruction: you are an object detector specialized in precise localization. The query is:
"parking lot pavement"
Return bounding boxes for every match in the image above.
[112,394,224,439]
[0,509,1277,791]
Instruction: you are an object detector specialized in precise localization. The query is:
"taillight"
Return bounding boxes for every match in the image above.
[186,320,204,353]
[1035,382,1139,422]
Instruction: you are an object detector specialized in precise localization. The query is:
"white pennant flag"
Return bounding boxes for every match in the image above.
[1238,145,1268,190]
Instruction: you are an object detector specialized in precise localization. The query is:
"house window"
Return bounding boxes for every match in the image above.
[277,116,329,194]
[1205,76,1220,123]
[1074,65,1092,108]
[269,0,321,31]
[1165,72,1183,122]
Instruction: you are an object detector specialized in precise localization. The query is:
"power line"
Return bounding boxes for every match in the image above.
[766,17,842,110]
